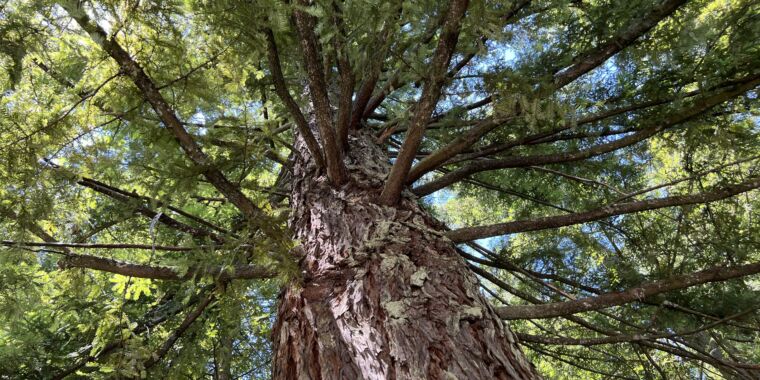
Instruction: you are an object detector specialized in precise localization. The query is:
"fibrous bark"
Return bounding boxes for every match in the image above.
[272,131,540,379]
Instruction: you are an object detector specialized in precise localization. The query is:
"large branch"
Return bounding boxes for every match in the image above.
[496,259,760,320]
[465,242,755,331]
[264,28,325,170]
[364,0,530,124]
[349,2,401,130]
[446,176,759,242]
[292,1,346,185]
[415,76,760,195]
[58,1,265,221]
[474,256,760,373]
[378,0,470,205]
[471,238,760,374]
[330,1,355,149]
[406,0,688,181]
[36,60,275,220]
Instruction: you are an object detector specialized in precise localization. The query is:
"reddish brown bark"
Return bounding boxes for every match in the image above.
[271,131,540,379]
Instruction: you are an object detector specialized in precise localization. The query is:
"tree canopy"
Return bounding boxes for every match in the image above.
[1,0,759,378]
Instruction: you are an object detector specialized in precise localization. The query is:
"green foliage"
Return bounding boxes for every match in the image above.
[0,0,758,378]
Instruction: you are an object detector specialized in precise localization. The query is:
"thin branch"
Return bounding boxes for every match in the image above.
[349,1,401,130]
[613,155,760,203]
[496,259,760,320]
[640,340,760,371]
[516,307,757,346]
[426,96,494,125]
[0,212,69,256]
[446,176,759,242]
[6,70,122,148]
[51,286,215,380]
[526,166,626,195]
[406,0,689,180]
[415,76,760,196]
[552,0,687,89]
[361,9,449,119]
[1,209,273,281]
[460,249,600,295]
[525,344,638,380]
[439,84,712,166]
[370,0,531,127]
[77,176,227,241]
[57,253,275,281]
[144,289,217,369]
[2,240,192,251]
[461,176,575,213]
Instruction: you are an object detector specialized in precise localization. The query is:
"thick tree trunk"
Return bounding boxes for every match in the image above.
[272,131,541,379]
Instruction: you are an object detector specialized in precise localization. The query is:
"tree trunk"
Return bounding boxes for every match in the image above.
[272,130,541,379]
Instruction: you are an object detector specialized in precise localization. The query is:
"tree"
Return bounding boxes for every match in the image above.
[0,0,759,378]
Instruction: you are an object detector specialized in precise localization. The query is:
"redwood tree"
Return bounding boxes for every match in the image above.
[1,0,759,378]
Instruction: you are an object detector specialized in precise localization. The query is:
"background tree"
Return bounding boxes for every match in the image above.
[1,0,759,378]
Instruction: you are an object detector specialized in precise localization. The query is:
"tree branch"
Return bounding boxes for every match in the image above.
[57,253,275,281]
[58,1,266,222]
[418,79,719,169]
[552,0,687,89]
[446,176,759,242]
[77,176,227,241]
[415,76,760,195]
[524,344,638,380]
[330,1,355,149]
[264,27,326,170]
[361,9,449,119]
[378,0,470,205]
[349,2,401,130]
[612,155,760,203]
[144,289,217,369]
[292,0,346,185]
[2,240,192,251]
[406,0,689,180]
[51,287,215,379]
[516,307,756,346]
[496,259,760,320]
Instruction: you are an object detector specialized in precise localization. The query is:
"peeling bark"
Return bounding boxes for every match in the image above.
[272,131,540,379]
